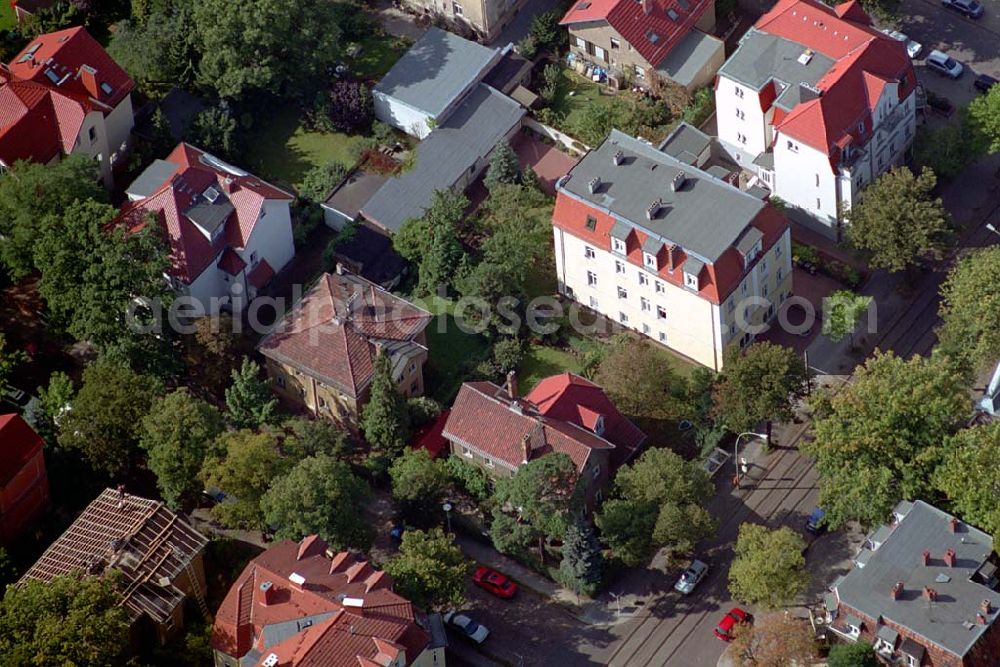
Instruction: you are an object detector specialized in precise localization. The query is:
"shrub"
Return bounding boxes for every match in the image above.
[299,161,350,203]
[328,80,374,134]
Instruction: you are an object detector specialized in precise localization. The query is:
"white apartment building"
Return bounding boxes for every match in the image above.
[714,0,917,238]
[553,130,792,371]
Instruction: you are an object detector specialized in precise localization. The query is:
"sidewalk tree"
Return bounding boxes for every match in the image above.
[728,524,808,609]
[261,454,373,550]
[224,358,278,429]
[596,448,715,566]
[200,429,290,530]
[140,389,225,511]
[845,166,949,273]
[934,423,1000,542]
[0,572,129,665]
[938,246,1000,373]
[558,517,605,596]
[823,290,873,348]
[827,642,879,667]
[57,361,163,477]
[968,83,1000,153]
[484,141,521,191]
[361,353,411,462]
[384,528,469,611]
[389,449,451,521]
[713,342,809,443]
[803,351,969,529]
[727,612,819,667]
[0,335,24,390]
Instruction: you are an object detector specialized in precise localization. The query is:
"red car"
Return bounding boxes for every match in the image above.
[472,566,518,599]
[713,607,752,641]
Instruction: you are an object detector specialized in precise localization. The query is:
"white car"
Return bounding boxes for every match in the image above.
[443,611,489,643]
[673,559,709,595]
[880,28,922,59]
[926,50,964,79]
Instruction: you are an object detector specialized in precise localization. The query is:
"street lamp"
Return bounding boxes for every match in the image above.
[609,591,623,615]
[986,223,1000,238]
[733,431,759,486]
[442,502,453,534]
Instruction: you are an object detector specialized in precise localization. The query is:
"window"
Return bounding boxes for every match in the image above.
[763,284,769,297]
[585,246,596,259]
[760,258,767,273]
[742,281,748,296]
[612,237,626,254]
[775,243,782,258]
[815,173,820,187]
[786,140,798,153]
[463,446,472,458]
[592,464,601,480]
[737,133,747,144]
[777,267,783,281]
[589,296,599,309]
[594,45,607,61]
[88,126,96,142]
[728,299,735,313]
[587,271,598,286]
[452,1,463,14]
[684,272,698,289]
[410,381,418,393]
[735,85,744,98]
[319,397,327,408]
[595,488,604,503]
[642,323,650,334]
[816,198,821,210]
[657,305,666,320]
[730,324,736,336]
[610,38,620,49]
[276,375,285,388]
[640,297,650,311]
[644,253,657,269]
[659,331,667,342]
[638,272,648,286]
[586,215,597,230]
[250,250,258,264]
[743,306,750,320]
[617,286,628,299]
[575,36,586,49]
[616,260,626,274]
[619,312,628,323]
[858,121,865,134]
[655,281,665,294]
[634,65,645,79]
[735,108,745,120]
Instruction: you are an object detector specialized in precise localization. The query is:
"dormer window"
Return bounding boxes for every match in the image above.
[612,237,626,254]
[586,215,597,230]
[643,253,657,270]
[684,271,699,290]
[594,415,605,436]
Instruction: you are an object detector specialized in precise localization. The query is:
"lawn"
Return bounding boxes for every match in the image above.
[0,3,15,31]
[518,345,583,393]
[419,297,491,403]
[243,107,367,191]
[549,68,618,133]
[349,34,410,80]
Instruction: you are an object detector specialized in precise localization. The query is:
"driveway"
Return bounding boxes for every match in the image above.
[511,128,579,195]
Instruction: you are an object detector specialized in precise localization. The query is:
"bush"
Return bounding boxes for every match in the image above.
[446,455,493,502]
[299,161,350,203]
[540,63,561,104]
[189,105,239,160]
[328,80,374,134]
[681,86,715,128]
[407,396,442,428]
[517,35,538,60]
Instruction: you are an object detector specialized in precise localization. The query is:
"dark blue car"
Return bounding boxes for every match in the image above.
[805,507,826,535]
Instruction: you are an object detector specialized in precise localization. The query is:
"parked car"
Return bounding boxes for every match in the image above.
[975,73,999,94]
[880,28,923,58]
[2,385,31,409]
[805,507,827,535]
[926,50,964,79]
[443,611,490,643]
[942,0,984,18]
[673,559,709,595]
[472,566,518,599]
[714,607,753,642]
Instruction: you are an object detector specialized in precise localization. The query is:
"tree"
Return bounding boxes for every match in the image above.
[394,189,467,264]
[261,454,373,549]
[384,528,469,611]
[192,0,342,101]
[937,246,1000,373]
[281,416,354,460]
[201,429,290,529]
[0,572,130,665]
[188,105,239,160]
[141,389,225,510]
[0,334,24,390]
[728,524,808,609]
[914,112,982,180]
[361,353,410,459]
[328,80,374,134]
[181,314,249,394]
[558,517,605,596]
[484,141,521,191]
[595,337,685,425]
[58,361,162,476]
[389,449,451,520]
[827,642,880,667]
[107,8,197,91]
[846,166,949,273]
[446,456,493,502]
[727,612,818,667]
[713,342,809,442]
[823,290,873,347]
[225,358,279,429]
[492,453,580,558]
[934,423,1000,543]
[298,161,349,204]
[968,83,1000,154]
[596,448,715,566]
[34,371,75,443]
[803,351,969,529]
[0,155,106,280]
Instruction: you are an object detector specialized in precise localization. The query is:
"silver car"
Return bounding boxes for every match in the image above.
[926,50,963,79]
[674,559,709,595]
[444,611,490,643]
[881,28,922,59]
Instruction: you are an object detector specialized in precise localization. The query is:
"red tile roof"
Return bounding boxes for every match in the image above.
[258,271,432,399]
[410,410,450,459]
[0,413,44,487]
[561,0,711,67]
[218,247,247,276]
[443,379,618,473]
[525,373,646,467]
[247,258,276,290]
[211,536,431,666]
[116,143,293,284]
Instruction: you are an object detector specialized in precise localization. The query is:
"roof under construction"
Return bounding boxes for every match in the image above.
[18,487,208,625]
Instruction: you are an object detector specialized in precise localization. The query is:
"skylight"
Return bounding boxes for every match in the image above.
[646,30,661,44]
[677,0,690,9]
[16,43,42,64]
[100,82,114,96]
[44,69,61,84]
[666,8,679,20]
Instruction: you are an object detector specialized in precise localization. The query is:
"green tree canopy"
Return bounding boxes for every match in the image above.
[934,423,1000,544]
[107,5,197,91]
[58,361,163,477]
[558,517,605,596]
[728,524,808,609]
[34,371,75,443]
[968,83,1000,154]
[484,141,521,191]
[394,189,469,296]
[937,246,1000,373]
[804,351,969,529]
[0,334,25,390]
[596,448,715,566]
[225,358,279,429]
[492,453,580,553]
[140,389,225,510]
[826,642,880,667]
[361,353,411,460]
[389,449,451,520]
[594,337,685,425]
[279,416,354,460]
[822,290,874,346]
[383,528,469,611]
[846,166,949,273]
[0,572,130,665]
[200,429,290,529]
[261,454,373,550]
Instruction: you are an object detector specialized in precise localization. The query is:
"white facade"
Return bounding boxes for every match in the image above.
[373,91,434,139]
[68,94,133,189]
[554,223,793,370]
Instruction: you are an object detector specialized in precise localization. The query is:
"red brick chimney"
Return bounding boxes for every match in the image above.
[889,581,904,600]
[949,517,959,533]
[921,549,930,566]
[78,64,99,98]
[923,587,937,602]
[944,548,956,567]
[521,433,531,463]
[667,245,676,272]
[506,370,519,399]
[257,581,276,606]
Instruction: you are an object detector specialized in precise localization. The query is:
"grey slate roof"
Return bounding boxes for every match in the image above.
[261,613,335,649]
[362,84,525,233]
[719,28,834,93]
[322,169,389,221]
[834,500,1000,658]
[656,30,724,88]
[558,129,765,263]
[658,121,712,166]
[374,27,499,119]
[735,226,763,256]
[126,159,179,199]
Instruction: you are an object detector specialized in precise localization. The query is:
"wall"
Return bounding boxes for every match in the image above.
[374,91,434,139]
[399,0,525,40]
[410,645,447,667]
[715,75,770,163]
[105,94,135,170]
[0,448,49,545]
[683,36,726,91]
[72,110,114,188]
[523,118,590,156]
[567,21,654,77]
[241,199,296,276]
[447,439,517,478]
[773,136,838,229]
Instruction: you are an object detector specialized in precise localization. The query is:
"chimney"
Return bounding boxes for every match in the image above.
[944,548,956,567]
[612,150,625,166]
[921,549,930,566]
[79,64,99,98]
[923,587,937,602]
[981,599,993,615]
[642,0,652,14]
[667,245,675,272]
[335,262,345,275]
[949,517,959,533]
[257,581,276,606]
[645,199,662,220]
[588,176,601,194]
[671,171,686,192]
[977,613,987,625]
[506,370,519,399]
[890,581,904,600]
[521,433,531,463]
[289,572,306,591]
